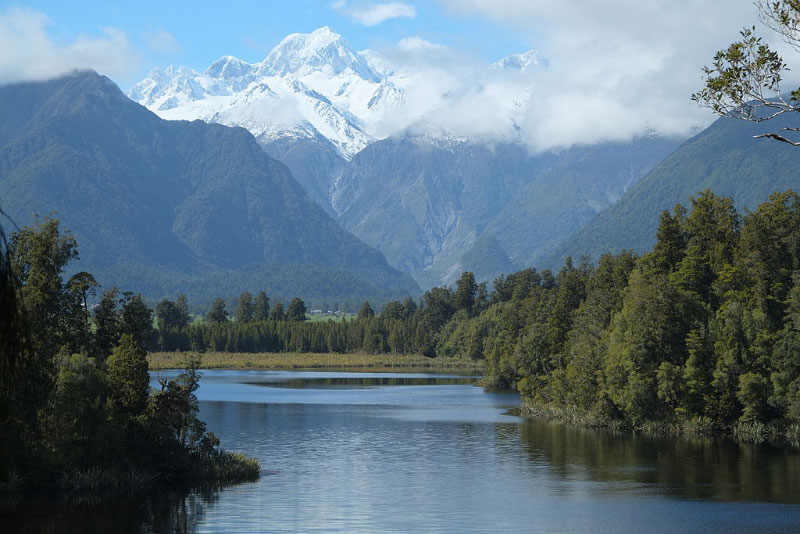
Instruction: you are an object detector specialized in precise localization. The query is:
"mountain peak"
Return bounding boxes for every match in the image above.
[205,55,253,79]
[492,50,546,72]
[260,26,381,81]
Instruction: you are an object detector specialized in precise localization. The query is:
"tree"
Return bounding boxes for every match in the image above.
[235,291,254,323]
[286,297,307,321]
[454,271,477,315]
[382,300,405,320]
[402,296,417,319]
[176,294,190,323]
[8,216,79,357]
[0,217,28,482]
[693,2,800,145]
[358,301,375,321]
[156,298,185,331]
[270,300,285,321]
[93,287,120,360]
[254,291,270,321]
[120,292,154,351]
[107,334,149,416]
[67,271,99,330]
[207,298,229,323]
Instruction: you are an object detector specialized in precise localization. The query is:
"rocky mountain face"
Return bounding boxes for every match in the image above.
[0,71,419,304]
[330,135,679,287]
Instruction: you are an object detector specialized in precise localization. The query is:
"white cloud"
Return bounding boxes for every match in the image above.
[145,28,181,54]
[334,1,417,27]
[422,0,799,150]
[396,37,447,53]
[0,7,140,85]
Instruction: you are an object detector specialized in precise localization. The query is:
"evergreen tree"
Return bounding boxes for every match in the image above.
[176,294,190,326]
[270,301,285,321]
[287,298,307,321]
[254,291,270,321]
[120,292,154,351]
[156,298,185,330]
[358,301,375,321]
[235,291,254,323]
[207,298,229,323]
[454,271,477,315]
[93,287,121,360]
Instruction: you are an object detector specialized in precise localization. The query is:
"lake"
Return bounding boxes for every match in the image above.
[8,369,800,532]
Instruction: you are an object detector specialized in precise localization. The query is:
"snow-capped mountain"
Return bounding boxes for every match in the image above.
[491,50,546,71]
[128,27,542,160]
[128,27,403,159]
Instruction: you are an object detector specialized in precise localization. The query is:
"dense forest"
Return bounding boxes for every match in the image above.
[0,218,258,510]
[4,186,800,509]
[152,190,800,437]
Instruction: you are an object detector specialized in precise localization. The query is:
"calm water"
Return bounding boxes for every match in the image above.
[8,369,800,533]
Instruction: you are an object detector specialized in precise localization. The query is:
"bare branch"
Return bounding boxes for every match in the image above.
[753,132,800,144]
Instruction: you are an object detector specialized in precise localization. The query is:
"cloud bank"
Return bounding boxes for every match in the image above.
[386,0,798,150]
[0,7,140,85]
[333,1,417,27]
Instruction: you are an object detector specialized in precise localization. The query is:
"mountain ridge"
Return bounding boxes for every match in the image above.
[550,111,800,267]
[0,71,419,304]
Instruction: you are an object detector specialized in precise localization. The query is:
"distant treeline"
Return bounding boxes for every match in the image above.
[148,190,800,431]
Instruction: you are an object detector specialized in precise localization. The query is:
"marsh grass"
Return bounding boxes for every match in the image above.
[207,451,261,484]
[148,351,484,373]
[57,467,155,504]
[522,398,799,446]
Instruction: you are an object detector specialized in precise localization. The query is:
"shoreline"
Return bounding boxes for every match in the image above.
[147,351,485,374]
[521,399,800,446]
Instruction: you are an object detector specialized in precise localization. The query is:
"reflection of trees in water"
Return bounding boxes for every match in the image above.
[245,376,477,388]
[1,487,218,533]
[144,487,217,534]
[518,419,800,503]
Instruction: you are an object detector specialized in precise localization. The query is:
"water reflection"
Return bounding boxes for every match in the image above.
[519,419,800,503]
[7,371,800,533]
[1,487,219,534]
[243,375,478,389]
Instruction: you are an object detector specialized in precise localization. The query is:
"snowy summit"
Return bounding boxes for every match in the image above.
[127,27,542,160]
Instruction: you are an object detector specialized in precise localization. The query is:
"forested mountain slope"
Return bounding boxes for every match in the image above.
[551,113,800,267]
[0,71,419,303]
[330,135,678,288]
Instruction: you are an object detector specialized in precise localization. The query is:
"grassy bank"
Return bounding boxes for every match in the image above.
[521,398,800,446]
[148,351,484,373]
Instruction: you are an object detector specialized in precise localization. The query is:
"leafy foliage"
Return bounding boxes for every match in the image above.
[0,218,258,507]
[693,2,800,145]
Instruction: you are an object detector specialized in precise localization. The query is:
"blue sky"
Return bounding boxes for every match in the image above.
[4,1,535,86]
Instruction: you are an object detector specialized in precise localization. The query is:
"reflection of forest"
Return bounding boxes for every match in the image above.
[0,488,216,534]
[244,376,478,389]
[519,419,800,503]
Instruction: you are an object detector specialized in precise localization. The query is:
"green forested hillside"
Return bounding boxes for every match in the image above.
[0,72,419,304]
[483,136,679,269]
[551,113,800,267]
